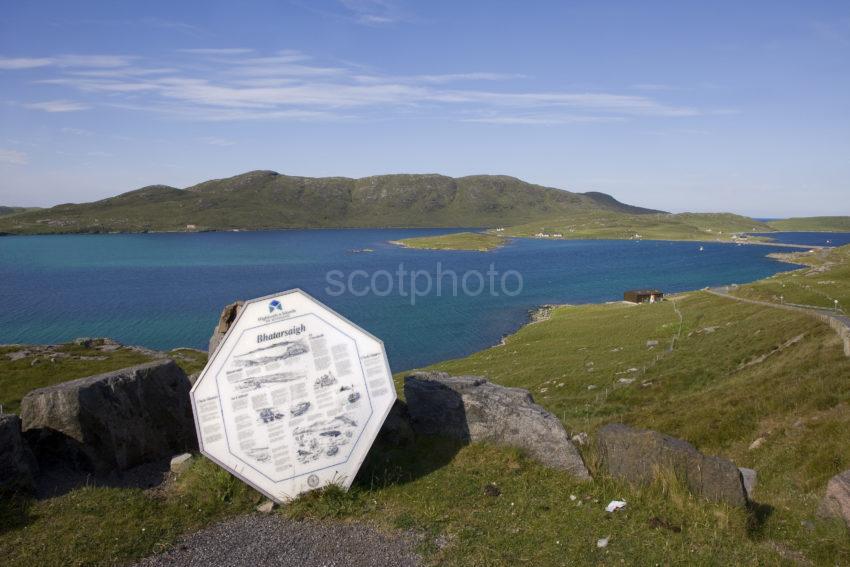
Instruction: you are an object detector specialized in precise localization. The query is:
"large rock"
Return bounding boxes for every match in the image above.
[21,360,196,473]
[404,371,590,480]
[375,400,415,448]
[596,423,748,507]
[818,470,850,527]
[0,413,37,492]
[208,300,244,355]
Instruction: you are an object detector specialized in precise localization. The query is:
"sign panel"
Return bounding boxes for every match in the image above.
[191,289,396,502]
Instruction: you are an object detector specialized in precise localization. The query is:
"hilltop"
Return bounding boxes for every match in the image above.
[0,206,40,218]
[0,171,663,235]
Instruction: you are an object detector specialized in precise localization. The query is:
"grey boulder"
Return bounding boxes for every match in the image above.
[596,423,748,507]
[738,467,757,501]
[208,300,244,355]
[818,470,850,527]
[0,413,37,492]
[21,360,196,473]
[375,400,415,448]
[404,371,590,480]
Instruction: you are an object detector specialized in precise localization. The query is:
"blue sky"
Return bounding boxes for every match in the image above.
[1,1,848,216]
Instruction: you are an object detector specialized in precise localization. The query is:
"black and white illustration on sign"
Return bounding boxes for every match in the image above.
[191,289,396,503]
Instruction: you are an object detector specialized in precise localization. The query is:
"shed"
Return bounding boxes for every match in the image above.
[624,289,663,304]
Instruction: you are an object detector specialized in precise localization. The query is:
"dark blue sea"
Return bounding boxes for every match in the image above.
[0,229,823,371]
[751,232,850,247]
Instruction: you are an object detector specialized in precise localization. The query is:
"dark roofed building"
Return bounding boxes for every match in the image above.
[624,289,663,304]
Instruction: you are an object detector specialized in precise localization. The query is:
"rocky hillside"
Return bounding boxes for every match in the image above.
[0,171,663,234]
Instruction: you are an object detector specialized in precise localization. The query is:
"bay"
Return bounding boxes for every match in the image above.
[0,229,817,371]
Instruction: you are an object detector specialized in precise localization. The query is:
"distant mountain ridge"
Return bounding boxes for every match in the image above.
[0,170,665,234]
[0,206,40,217]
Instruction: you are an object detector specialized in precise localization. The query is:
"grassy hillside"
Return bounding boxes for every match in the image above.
[504,211,774,242]
[729,245,850,310]
[392,231,506,251]
[0,206,40,217]
[3,249,850,564]
[768,216,850,232]
[0,171,662,235]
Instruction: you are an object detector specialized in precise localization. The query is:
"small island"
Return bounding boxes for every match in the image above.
[391,231,507,251]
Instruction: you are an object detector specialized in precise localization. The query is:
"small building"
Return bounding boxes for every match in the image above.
[624,289,664,304]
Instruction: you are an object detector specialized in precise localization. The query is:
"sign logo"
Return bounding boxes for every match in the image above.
[268,299,283,313]
[307,474,320,488]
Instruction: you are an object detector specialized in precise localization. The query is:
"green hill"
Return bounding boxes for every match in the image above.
[504,211,774,242]
[0,171,664,235]
[768,216,850,232]
[0,206,40,218]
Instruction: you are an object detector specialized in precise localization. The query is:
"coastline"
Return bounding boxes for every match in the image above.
[0,225,837,254]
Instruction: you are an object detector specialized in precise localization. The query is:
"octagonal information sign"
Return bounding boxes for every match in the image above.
[191,289,396,503]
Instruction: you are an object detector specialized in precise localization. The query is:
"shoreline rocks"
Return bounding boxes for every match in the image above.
[404,371,590,480]
[596,423,749,507]
[21,360,196,473]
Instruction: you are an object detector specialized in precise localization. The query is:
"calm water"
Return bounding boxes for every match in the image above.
[751,232,850,247]
[0,229,811,371]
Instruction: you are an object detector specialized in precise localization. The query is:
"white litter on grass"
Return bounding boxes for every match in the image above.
[597,537,609,548]
[569,494,577,501]
[605,500,627,512]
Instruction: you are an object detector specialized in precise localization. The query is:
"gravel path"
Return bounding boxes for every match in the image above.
[133,513,421,567]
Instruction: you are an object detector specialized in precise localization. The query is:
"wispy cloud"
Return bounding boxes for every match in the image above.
[24,100,90,112]
[0,57,54,70]
[338,0,413,25]
[179,48,255,55]
[463,114,624,125]
[60,127,94,136]
[140,17,207,37]
[0,54,135,70]
[197,136,235,146]
[810,19,850,46]
[0,149,28,165]
[293,0,415,26]
[630,83,681,92]
[3,48,708,123]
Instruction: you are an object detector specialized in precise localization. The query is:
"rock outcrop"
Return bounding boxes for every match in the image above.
[404,371,590,480]
[208,301,244,355]
[738,467,757,501]
[21,360,196,473]
[818,470,850,527]
[375,400,415,448]
[596,423,748,507]
[0,413,37,492]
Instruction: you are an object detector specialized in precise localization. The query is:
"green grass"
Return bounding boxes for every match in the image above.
[0,342,207,413]
[0,206,40,218]
[3,253,850,564]
[505,211,774,242]
[768,217,850,232]
[392,231,506,251]
[0,457,260,566]
[730,244,850,311]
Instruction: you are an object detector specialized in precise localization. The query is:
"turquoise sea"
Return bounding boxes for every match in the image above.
[0,229,817,371]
